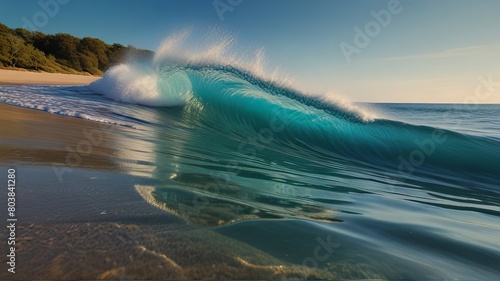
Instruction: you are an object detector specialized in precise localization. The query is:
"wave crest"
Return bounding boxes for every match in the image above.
[90,30,378,122]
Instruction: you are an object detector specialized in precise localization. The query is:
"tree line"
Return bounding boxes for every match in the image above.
[0,22,153,75]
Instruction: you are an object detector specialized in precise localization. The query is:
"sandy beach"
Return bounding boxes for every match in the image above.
[0,69,100,85]
[0,103,331,280]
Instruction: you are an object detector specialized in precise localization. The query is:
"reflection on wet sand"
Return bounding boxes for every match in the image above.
[0,103,158,178]
[0,104,333,280]
[0,103,123,172]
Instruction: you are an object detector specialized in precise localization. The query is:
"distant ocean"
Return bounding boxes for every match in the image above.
[0,39,499,279]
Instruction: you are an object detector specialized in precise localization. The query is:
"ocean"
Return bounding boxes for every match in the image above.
[0,47,499,279]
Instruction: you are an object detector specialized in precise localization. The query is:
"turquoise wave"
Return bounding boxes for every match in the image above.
[91,60,500,196]
[3,31,499,279]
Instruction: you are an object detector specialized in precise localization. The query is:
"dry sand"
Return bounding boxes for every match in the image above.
[0,69,100,85]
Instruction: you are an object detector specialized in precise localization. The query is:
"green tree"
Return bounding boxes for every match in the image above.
[0,34,26,67]
[14,28,33,44]
[107,43,126,66]
[17,44,46,70]
[79,37,109,71]
[0,21,153,74]
[78,50,99,74]
[0,23,10,34]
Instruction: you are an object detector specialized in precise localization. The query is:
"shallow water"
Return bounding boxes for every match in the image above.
[0,80,499,279]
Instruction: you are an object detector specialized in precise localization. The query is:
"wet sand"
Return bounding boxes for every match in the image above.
[0,69,99,85]
[0,104,332,280]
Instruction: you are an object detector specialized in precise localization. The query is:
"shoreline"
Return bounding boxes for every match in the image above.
[0,103,330,280]
[0,69,100,85]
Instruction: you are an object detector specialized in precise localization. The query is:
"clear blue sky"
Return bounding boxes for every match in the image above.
[1,0,500,103]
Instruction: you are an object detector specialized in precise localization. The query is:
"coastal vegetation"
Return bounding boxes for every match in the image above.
[0,22,153,76]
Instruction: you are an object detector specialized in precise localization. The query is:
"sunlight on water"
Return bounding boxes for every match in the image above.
[0,45,499,279]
